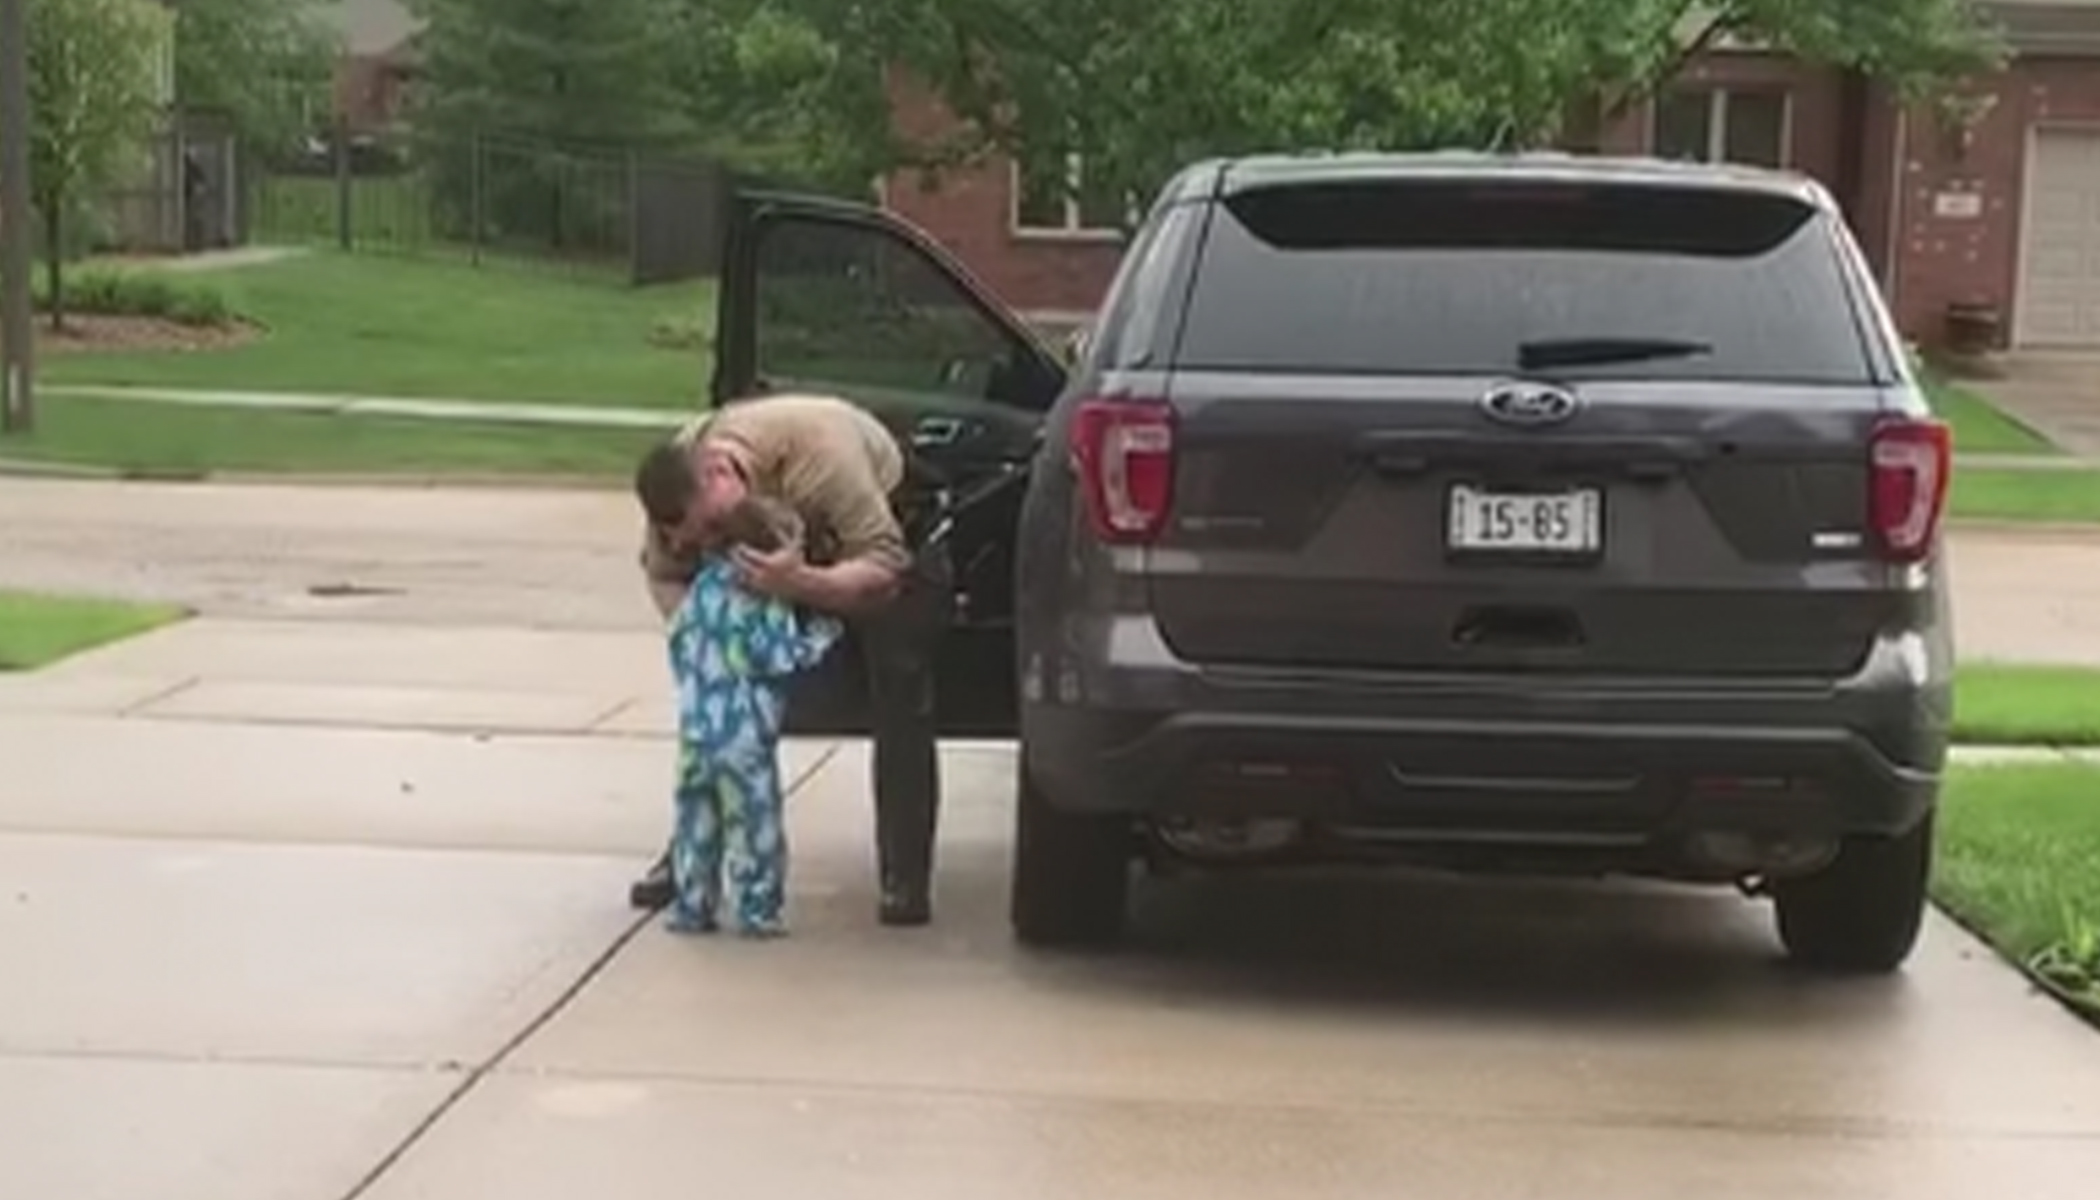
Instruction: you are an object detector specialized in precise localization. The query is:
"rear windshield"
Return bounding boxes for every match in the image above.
[1174,179,1877,384]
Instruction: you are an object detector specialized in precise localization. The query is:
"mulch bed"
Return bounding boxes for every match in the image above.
[29,314,259,356]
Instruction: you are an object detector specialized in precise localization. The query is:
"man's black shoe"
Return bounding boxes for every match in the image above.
[879,884,932,927]
[629,856,673,911]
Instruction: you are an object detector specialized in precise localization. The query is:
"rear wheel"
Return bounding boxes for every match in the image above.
[1772,814,1934,974]
[1010,761,1132,948]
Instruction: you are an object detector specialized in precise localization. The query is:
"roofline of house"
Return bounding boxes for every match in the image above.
[1986,1,2100,53]
[1688,2,2100,56]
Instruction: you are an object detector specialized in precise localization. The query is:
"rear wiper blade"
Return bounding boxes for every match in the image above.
[1517,336,1713,371]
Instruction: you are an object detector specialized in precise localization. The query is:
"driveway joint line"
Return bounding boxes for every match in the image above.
[114,675,202,717]
[0,1044,466,1075]
[786,740,843,795]
[107,707,676,742]
[335,909,657,1200]
[492,1061,2100,1145]
[0,823,659,863]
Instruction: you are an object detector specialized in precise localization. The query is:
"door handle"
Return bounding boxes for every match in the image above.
[912,417,966,448]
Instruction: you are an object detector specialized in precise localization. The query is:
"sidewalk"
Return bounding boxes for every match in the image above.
[42,383,688,431]
[2,616,2093,762]
[1964,451,2100,470]
[90,246,310,274]
[1963,352,2100,459]
[34,384,2100,470]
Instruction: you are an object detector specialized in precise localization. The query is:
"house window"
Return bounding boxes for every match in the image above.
[1012,144,1127,237]
[149,4,177,108]
[1652,87,1789,168]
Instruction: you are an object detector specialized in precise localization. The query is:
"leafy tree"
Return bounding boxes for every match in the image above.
[1598,0,2006,121]
[409,0,695,146]
[669,0,896,196]
[171,0,335,155]
[407,0,698,251]
[830,0,2005,234]
[27,0,169,329]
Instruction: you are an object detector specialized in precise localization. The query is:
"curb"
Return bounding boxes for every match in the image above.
[1931,899,2100,1032]
[0,460,624,490]
[0,457,127,480]
[1949,745,2100,765]
[201,470,626,491]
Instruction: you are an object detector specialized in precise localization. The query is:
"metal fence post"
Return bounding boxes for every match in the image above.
[470,131,484,266]
[0,0,36,434]
[333,118,352,251]
[626,149,641,286]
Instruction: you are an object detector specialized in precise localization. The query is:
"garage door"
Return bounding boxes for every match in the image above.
[2018,127,2100,347]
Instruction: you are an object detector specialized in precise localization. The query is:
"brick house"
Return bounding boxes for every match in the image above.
[326,0,417,134]
[881,0,2100,351]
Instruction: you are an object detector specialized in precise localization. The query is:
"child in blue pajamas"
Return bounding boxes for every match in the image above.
[661,496,842,938]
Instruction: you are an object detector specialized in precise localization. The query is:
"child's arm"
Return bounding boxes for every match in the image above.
[735,495,806,555]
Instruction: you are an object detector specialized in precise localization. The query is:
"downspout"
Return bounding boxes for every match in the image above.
[1885,104,1909,327]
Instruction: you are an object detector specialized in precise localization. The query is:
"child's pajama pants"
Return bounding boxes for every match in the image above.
[665,557,840,936]
[668,685,791,934]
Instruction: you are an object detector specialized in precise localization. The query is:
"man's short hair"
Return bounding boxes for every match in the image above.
[633,440,694,529]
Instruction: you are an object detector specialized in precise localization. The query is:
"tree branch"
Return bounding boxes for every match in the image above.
[1601,3,1740,124]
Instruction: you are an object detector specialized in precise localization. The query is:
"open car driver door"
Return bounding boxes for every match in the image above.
[710,190,1069,736]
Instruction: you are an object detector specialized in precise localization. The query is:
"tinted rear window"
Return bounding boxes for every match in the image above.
[1175,179,1875,384]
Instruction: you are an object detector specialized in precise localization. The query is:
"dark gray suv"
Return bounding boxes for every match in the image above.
[710,153,1954,974]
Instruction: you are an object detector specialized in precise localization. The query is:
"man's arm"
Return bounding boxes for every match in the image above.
[756,465,911,615]
[771,553,902,614]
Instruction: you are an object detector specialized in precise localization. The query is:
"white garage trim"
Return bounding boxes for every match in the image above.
[2014,121,2100,347]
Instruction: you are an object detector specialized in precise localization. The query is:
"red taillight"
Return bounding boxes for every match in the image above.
[1070,397,1176,542]
[1868,418,1952,563]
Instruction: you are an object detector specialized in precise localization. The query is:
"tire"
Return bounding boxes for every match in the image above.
[1010,762,1132,948]
[1772,813,1935,974]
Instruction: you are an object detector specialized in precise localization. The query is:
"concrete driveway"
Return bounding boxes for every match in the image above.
[5,476,2100,662]
[1972,352,2100,457]
[4,476,2100,1198]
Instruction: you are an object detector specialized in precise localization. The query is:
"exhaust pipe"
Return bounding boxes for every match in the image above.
[1685,830,1839,879]
[1151,817,1304,865]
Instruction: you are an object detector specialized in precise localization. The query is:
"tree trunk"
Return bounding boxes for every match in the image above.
[40,198,63,334]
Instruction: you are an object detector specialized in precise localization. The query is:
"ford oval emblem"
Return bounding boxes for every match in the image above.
[1480,381,1581,428]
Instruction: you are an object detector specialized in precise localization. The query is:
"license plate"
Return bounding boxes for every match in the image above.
[1447,485,1602,555]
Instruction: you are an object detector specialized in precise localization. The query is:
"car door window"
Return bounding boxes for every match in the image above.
[751,214,1062,448]
[725,201,1070,738]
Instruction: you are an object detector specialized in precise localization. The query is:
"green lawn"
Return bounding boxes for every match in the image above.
[1925,371,2100,525]
[0,591,188,671]
[1957,664,2100,747]
[1928,377,2058,456]
[41,251,716,408]
[1936,763,2100,1013]
[0,394,664,478]
[1951,467,2100,525]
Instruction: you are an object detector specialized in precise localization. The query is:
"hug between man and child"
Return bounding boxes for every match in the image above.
[634,442,843,938]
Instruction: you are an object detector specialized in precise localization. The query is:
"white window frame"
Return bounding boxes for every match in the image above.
[1654,86,1795,168]
[150,3,178,109]
[1009,152,1125,242]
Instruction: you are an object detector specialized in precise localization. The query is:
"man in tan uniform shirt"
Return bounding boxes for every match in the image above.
[634,393,950,927]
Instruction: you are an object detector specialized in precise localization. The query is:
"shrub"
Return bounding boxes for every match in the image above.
[31,269,238,329]
[647,312,712,352]
[165,287,234,327]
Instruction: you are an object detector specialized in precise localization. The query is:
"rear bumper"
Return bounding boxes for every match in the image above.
[1021,623,1947,844]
